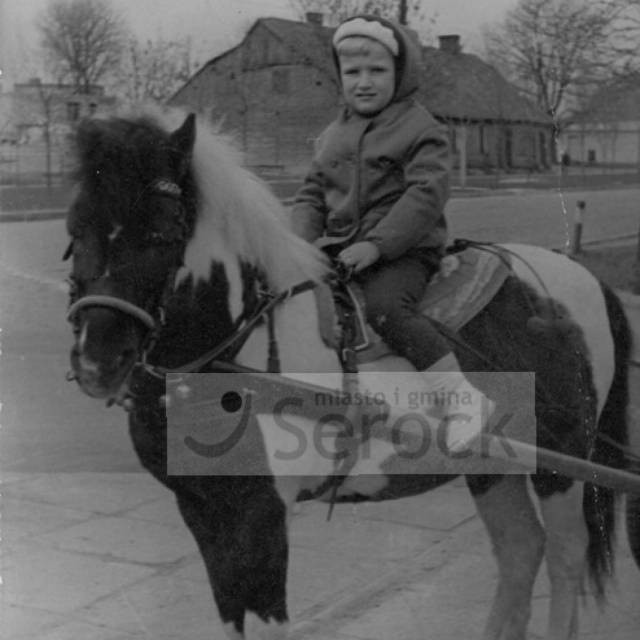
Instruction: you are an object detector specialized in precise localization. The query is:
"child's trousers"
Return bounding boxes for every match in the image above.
[356,249,451,370]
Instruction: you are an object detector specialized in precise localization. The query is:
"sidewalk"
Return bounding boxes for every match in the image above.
[2,469,639,639]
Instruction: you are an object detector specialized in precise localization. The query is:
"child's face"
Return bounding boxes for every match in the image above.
[338,39,395,116]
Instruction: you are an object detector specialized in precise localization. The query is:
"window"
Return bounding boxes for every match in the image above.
[88,102,97,115]
[450,127,457,153]
[67,102,80,121]
[479,125,486,154]
[272,68,290,94]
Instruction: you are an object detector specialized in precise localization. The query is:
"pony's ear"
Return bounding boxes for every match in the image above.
[169,113,196,179]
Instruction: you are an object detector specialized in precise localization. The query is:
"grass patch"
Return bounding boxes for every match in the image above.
[573,244,639,293]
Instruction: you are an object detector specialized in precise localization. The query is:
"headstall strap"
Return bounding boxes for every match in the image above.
[145,279,317,377]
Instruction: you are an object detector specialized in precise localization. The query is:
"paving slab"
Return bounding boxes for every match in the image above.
[34,515,198,565]
[349,482,476,531]
[288,503,446,563]
[316,503,639,640]
[71,573,227,639]
[35,621,147,640]
[0,603,69,640]
[1,496,94,544]
[1,546,155,612]
[1,472,170,514]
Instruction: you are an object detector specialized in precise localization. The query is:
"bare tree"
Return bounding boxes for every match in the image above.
[289,0,422,27]
[483,0,628,128]
[118,36,199,105]
[38,0,126,94]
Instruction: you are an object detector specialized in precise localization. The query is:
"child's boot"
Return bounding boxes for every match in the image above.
[421,352,495,453]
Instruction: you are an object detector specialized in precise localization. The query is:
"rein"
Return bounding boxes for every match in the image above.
[142,278,318,377]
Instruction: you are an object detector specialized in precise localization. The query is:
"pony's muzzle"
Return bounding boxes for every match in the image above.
[70,339,138,400]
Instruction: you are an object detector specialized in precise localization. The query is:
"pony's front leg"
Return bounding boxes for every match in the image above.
[467,474,545,640]
[175,483,290,640]
[535,481,587,640]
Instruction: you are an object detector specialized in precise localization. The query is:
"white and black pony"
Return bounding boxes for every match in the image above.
[65,110,639,640]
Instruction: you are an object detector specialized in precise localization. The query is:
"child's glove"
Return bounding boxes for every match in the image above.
[338,241,380,273]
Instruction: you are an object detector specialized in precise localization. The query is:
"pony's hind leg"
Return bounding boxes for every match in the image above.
[467,474,545,640]
[533,478,588,640]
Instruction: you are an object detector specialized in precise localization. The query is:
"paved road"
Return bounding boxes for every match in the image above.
[1,196,639,639]
[446,187,639,249]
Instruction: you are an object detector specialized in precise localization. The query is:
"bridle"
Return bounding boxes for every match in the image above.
[66,177,318,400]
[67,178,190,368]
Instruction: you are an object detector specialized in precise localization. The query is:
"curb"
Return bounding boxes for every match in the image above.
[0,208,67,223]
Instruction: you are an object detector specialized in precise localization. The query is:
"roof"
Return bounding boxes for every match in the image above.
[178,17,550,126]
[417,47,551,125]
[575,77,640,122]
[260,17,335,75]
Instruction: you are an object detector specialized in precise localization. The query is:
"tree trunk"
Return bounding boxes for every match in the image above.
[458,124,468,189]
[44,124,52,190]
[398,0,408,24]
[634,220,640,295]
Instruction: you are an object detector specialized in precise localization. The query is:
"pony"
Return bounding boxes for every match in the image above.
[65,109,639,640]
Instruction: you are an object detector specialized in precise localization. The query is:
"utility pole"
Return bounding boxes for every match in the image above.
[398,0,408,24]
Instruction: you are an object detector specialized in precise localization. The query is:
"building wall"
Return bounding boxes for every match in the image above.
[564,121,640,165]
[172,24,339,171]
[449,122,551,171]
[10,81,112,143]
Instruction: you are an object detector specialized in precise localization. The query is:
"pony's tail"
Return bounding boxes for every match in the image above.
[627,494,640,569]
[583,283,631,600]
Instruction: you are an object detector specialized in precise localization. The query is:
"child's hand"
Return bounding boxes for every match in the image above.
[338,241,380,272]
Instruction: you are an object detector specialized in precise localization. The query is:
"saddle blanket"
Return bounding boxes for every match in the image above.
[353,245,512,364]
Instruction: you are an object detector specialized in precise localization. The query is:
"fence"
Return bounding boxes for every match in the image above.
[0,142,73,186]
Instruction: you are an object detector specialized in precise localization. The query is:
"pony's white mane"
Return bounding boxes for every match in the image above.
[157,107,329,291]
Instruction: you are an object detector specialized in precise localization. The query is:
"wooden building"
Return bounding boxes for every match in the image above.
[171,16,553,174]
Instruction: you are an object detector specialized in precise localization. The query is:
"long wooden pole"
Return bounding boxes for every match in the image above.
[171,362,640,495]
[482,433,640,494]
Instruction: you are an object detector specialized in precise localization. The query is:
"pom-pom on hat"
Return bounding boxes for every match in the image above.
[332,16,400,56]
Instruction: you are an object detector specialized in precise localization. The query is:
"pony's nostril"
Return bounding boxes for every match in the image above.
[78,354,101,374]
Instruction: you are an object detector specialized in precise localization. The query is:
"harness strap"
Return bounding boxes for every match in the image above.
[266,307,280,373]
[148,279,318,375]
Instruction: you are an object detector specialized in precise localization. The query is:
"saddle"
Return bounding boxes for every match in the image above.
[319,242,512,366]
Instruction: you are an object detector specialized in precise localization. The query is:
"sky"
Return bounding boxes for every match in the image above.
[1,0,518,84]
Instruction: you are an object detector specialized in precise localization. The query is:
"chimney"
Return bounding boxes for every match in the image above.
[438,35,461,55]
[305,12,323,26]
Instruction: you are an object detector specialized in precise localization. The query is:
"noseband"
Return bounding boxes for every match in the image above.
[67,178,187,354]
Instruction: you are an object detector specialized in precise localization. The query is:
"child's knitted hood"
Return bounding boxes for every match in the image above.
[331,14,421,102]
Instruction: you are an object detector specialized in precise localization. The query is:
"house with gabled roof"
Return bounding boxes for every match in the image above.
[563,77,640,166]
[170,15,553,174]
